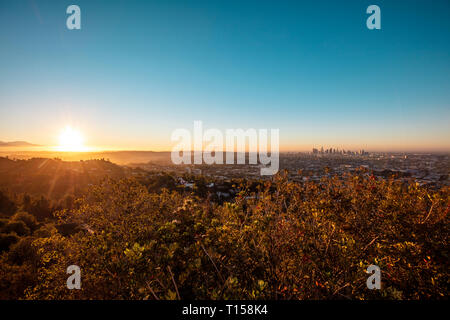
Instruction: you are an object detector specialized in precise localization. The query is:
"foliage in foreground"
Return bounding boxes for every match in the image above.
[2,171,449,300]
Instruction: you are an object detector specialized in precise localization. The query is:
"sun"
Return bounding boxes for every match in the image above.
[57,126,87,152]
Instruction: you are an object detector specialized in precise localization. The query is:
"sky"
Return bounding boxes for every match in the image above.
[0,0,449,152]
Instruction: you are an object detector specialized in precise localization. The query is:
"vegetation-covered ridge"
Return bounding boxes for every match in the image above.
[1,170,448,299]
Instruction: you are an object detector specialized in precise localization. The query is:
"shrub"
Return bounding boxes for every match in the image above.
[0,190,17,217]
[0,218,8,229]
[0,254,37,299]
[0,233,19,252]
[8,237,38,266]
[33,224,57,238]
[2,220,30,237]
[11,211,38,232]
[55,223,83,236]
[19,175,450,300]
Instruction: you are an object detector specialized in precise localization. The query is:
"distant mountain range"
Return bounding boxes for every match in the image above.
[0,141,39,147]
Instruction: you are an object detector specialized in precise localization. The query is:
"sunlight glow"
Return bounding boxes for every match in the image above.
[57,126,88,152]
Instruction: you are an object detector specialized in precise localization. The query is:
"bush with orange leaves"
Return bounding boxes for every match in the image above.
[24,170,448,300]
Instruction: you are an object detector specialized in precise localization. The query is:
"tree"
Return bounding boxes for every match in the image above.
[11,211,38,232]
[0,190,17,216]
[2,221,30,237]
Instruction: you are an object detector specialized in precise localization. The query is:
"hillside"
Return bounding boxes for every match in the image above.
[0,172,447,300]
[0,157,127,199]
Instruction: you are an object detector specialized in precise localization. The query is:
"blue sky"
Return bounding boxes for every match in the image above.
[0,0,449,151]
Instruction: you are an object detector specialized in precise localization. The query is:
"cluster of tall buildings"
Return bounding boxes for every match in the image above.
[312,147,368,156]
